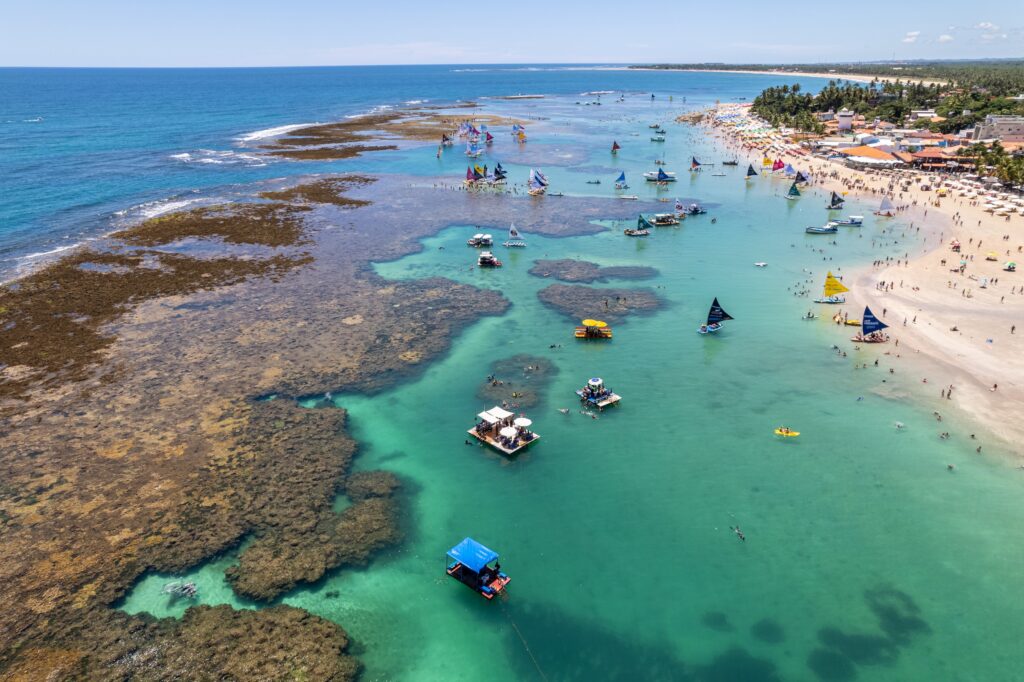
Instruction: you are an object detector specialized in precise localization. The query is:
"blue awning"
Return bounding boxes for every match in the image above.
[447,537,498,573]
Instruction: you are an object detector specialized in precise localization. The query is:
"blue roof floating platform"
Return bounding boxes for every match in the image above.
[446,537,510,600]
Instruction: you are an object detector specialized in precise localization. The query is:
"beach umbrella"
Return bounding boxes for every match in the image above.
[513,417,532,428]
[499,426,518,439]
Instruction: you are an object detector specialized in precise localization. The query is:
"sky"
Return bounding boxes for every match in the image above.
[0,0,1021,67]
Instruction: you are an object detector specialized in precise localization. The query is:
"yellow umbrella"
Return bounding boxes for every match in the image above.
[581,319,608,328]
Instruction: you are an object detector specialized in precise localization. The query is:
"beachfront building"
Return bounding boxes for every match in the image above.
[836,145,902,169]
[837,108,855,131]
[971,115,1024,143]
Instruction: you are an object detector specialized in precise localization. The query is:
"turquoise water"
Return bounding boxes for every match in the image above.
[99,83,1024,679]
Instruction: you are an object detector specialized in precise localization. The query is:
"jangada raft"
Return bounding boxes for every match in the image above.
[575,318,612,339]
[624,216,650,237]
[850,306,890,343]
[503,223,526,248]
[826,191,846,211]
[697,297,733,334]
[527,168,548,196]
[874,197,896,217]
[643,168,677,182]
[814,272,849,304]
[469,406,539,455]
[576,377,621,409]
[446,537,510,600]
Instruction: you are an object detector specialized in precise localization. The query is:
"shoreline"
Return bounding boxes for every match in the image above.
[699,109,1023,455]
[631,67,947,86]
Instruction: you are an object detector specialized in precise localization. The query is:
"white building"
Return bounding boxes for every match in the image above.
[972,115,1024,142]
[837,108,855,131]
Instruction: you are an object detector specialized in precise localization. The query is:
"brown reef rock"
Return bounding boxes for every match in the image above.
[528,258,658,283]
[536,283,663,324]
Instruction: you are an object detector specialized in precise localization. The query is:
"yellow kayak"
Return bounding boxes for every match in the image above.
[774,429,800,437]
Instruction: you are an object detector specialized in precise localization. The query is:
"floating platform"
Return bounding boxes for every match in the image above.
[467,428,540,455]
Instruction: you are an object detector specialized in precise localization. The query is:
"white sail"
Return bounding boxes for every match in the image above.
[879,197,894,212]
[509,223,520,238]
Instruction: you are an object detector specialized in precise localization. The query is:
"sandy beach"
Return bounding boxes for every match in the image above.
[704,113,1023,454]
[628,67,948,86]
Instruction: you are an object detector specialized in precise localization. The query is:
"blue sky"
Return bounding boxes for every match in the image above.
[1,0,1020,67]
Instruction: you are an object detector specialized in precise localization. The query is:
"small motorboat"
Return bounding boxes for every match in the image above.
[686,204,707,215]
[478,251,502,267]
[754,262,767,268]
[650,135,666,142]
[833,215,863,226]
[806,224,838,234]
[618,195,639,201]
[586,179,602,184]
[647,213,679,227]
[722,160,739,166]
[162,581,198,599]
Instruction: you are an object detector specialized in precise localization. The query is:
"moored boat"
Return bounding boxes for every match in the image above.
[826,191,845,210]
[785,181,801,201]
[575,318,613,338]
[814,272,849,304]
[651,135,666,142]
[576,377,621,409]
[850,307,890,343]
[806,224,838,234]
[697,297,733,334]
[614,171,630,189]
[467,233,493,247]
[644,169,677,182]
[469,406,539,455]
[874,197,896,217]
[833,215,863,226]
[503,223,526,248]
[446,537,510,600]
[648,213,679,227]
[477,251,502,267]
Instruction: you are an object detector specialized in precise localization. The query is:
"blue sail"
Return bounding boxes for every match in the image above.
[706,297,734,324]
[616,171,626,183]
[746,164,758,177]
[862,307,888,335]
[657,168,670,181]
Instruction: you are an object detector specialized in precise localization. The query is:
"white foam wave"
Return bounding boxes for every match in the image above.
[403,99,428,105]
[114,197,205,221]
[19,243,77,260]
[170,149,270,167]
[237,123,314,142]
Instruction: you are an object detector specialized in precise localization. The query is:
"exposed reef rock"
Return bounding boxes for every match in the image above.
[475,354,558,410]
[536,283,662,324]
[528,258,658,284]
[0,172,668,678]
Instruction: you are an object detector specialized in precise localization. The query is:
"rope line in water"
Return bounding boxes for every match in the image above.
[501,600,549,682]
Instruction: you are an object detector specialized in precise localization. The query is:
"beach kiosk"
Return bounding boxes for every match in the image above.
[574,319,613,339]
[576,377,621,409]
[469,406,540,455]
[446,537,510,600]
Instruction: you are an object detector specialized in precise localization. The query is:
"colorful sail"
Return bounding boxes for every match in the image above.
[784,163,795,175]
[616,171,626,184]
[707,298,734,325]
[828,191,845,209]
[862,307,888,335]
[746,164,758,177]
[787,181,801,198]
[657,168,670,181]
[691,157,701,170]
[465,167,475,181]
[485,131,494,143]
[823,272,849,297]
[772,159,785,171]
[762,156,773,167]
[611,141,621,152]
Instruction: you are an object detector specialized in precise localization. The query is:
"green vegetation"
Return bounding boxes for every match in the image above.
[632,60,1024,96]
[962,142,1024,185]
[750,78,1023,135]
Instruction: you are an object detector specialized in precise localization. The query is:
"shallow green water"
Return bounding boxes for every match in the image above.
[121,97,1024,681]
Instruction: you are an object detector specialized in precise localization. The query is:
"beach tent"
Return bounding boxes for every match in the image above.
[477,411,500,425]
[486,406,514,421]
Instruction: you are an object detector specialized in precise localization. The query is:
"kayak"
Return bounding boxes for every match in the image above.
[774,429,800,437]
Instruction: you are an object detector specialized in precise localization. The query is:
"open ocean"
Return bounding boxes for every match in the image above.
[6,65,1024,680]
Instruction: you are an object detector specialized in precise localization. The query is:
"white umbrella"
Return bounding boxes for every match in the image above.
[499,426,518,439]
[513,417,532,428]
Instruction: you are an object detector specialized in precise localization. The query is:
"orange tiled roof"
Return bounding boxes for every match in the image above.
[838,145,896,161]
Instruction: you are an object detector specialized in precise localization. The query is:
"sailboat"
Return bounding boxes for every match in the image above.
[785,181,801,201]
[441,133,454,147]
[826,191,845,210]
[852,307,890,343]
[464,166,478,185]
[697,297,733,334]
[614,172,629,190]
[624,215,651,237]
[485,131,495,145]
[761,156,773,168]
[690,157,702,172]
[746,164,759,179]
[874,197,895,217]
[814,272,849,303]
[465,141,483,158]
[528,168,548,196]
[772,159,785,172]
[489,162,507,185]
[644,168,676,182]
[795,171,809,184]
[503,222,526,247]
[611,141,621,154]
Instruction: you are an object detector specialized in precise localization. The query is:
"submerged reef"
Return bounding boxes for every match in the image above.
[0,171,675,677]
[536,283,663,324]
[476,354,558,410]
[529,258,658,284]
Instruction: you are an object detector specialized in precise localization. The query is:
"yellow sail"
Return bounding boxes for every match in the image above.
[823,272,850,297]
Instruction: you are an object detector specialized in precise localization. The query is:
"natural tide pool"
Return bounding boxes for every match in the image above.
[119,94,1024,681]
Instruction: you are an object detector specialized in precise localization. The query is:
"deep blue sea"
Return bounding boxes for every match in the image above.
[0,65,829,275]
